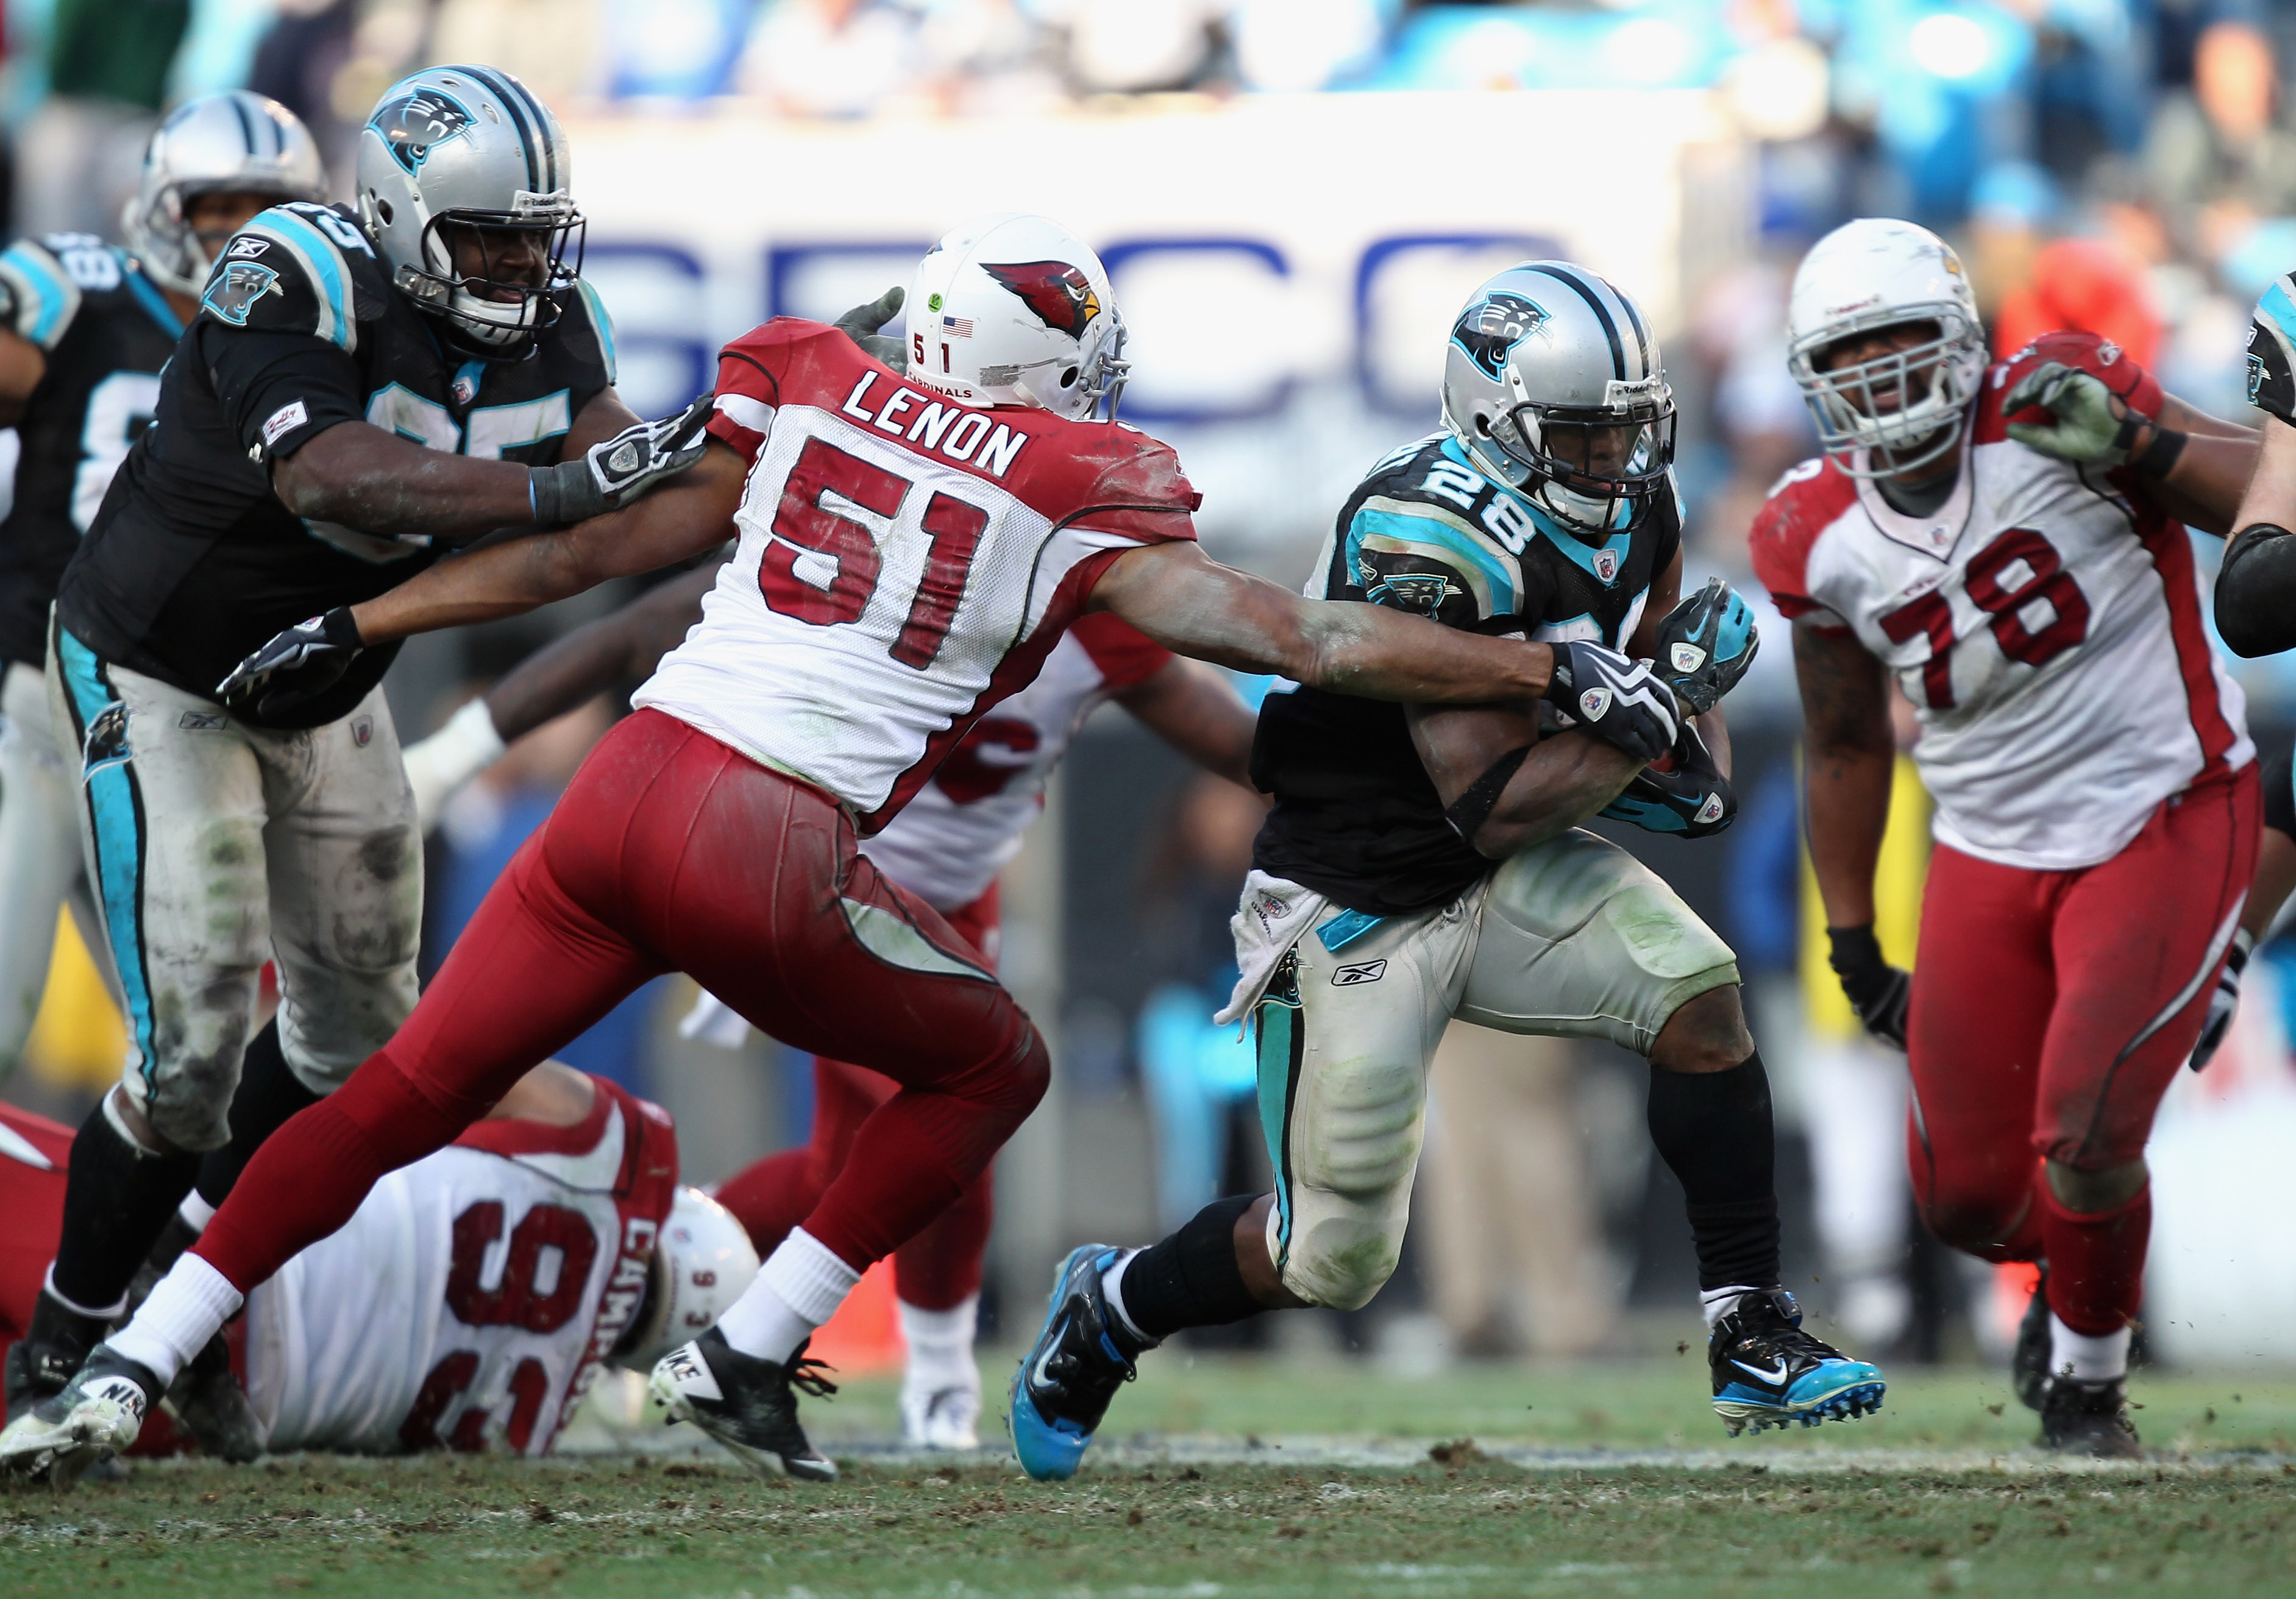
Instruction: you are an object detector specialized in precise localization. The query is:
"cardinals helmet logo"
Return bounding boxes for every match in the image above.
[983,260,1101,339]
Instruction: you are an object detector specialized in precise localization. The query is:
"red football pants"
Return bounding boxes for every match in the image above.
[715,886,998,1313]
[1905,767,2256,1335]
[196,711,1048,1296]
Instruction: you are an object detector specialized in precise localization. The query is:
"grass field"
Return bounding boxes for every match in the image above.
[10,1355,2296,1598]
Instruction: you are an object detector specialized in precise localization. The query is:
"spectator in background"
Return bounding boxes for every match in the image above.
[15,0,190,238]
[740,0,922,119]
[1689,255,1813,571]
[1055,0,1223,95]
[246,0,427,186]
[433,0,605,107]
[1965,160,2057,332]
[2144,18,2296,261]
[1993,235,2164,366]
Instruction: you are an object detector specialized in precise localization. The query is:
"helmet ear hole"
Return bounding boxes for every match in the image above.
[1061,366,1078,388]
[1474,413,1493,436]
[375,197,393,227]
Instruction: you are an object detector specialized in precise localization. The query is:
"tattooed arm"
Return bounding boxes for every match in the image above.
[1795,619,1894,927]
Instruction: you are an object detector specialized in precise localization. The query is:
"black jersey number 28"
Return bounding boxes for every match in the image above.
[759,434,988,670]
[1876,527,2092,710]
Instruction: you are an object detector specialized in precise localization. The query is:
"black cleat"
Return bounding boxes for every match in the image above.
[2012,1266,2052,1413]
[167,1334,265,1463]
[1708,1289,1886,1436]
[2040,1375,2141,1459]
[3,1289,110,1427]
[649,1328,838,1482]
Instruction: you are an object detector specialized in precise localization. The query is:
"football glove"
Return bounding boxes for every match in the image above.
[1826,924,1910,1051]
[527,392,716,527]
[2189,926,2254,1072]
[833,285,908,373]
[216,606,363,721]
[1652,576,1759,716]
[1599,720,1735,837]
[1545,639,1681,765]
[2003,360,2144,466]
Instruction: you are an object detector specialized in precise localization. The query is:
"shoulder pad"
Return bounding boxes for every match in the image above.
[2251,276,2296,425]
[1342,495,1509,628]
[569,278,617,386]
[199,204,380,353]
[0,235,114,350]
[1749,458,1856,619]
[1070,424,1198,511]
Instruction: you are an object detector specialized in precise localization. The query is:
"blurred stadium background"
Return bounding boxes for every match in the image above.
[5,0,2296,1389]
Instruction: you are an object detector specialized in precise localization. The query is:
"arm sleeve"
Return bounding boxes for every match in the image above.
[2214,520,2296,658]
[200,322,366,462]
[704,342,780,460]
[1069,611,1173,689]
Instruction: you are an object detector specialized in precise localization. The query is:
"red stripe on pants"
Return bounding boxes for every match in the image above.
[714,885,1001,1311]
[1903,764,2257,1332]
[197,711,1046,1294]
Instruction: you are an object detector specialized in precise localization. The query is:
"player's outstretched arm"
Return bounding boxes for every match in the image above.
[1114,658,1260,792]
[2004,363,2256,534]
[2215,414,2296,656]
[1093,541,1555,704]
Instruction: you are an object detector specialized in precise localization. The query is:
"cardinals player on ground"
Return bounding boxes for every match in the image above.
[2,1066,751,1459]
[1750,219,2260,1456]
[13,211,1663,1490]
[398,544,1258,1452]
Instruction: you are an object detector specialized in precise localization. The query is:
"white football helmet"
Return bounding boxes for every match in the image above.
[908,213,1129,421]
[1787,218,1988,478]
[353,65,581,356]
[122,92,325,297]
[614,1188,760,1370]
[1438,261,1676,537]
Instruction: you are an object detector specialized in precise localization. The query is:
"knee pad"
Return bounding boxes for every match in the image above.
[1917,1190,2033,1259]
[1282,1211,1403,1313]
[2045,1157,2148,1214]
[1294,1051,1423,1199]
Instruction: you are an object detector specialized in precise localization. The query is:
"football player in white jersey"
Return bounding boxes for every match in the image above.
[2,1065,754,1461]
[18,213,1685,1489]
[1750,218,2262,1456]
[397,544,1257,1452]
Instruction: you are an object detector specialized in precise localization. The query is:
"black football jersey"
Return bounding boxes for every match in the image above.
[1250,432,1682,916]
[57,201,617,728]
[2248,272,2296,423]
[0,234,185,668]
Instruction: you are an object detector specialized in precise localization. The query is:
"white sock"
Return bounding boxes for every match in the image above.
[41,1265,126,1323]
[1700,1284,1765,1330]
[177,1191,216,1233]
[1099,1249,1151,1343]
[2049,1314,2130,1384]
[105,1254,241,1388]
[899,1296,978,1388]
[715,1228,861,1366]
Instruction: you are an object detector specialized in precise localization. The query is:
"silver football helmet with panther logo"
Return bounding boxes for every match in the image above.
[123,91,325,297]
[354,65,581,356]
[1439,261,1675,537]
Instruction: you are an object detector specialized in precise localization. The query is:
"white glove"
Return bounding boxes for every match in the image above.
[402,697,506,834]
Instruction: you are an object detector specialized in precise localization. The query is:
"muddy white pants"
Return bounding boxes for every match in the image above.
[0,659,115,1080]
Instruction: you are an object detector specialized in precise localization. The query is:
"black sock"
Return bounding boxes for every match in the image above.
[1114,1194,1265,1339]
[194,1018,321,1210]
[49,1101,201,1313]
[1647,1053,1781,1293]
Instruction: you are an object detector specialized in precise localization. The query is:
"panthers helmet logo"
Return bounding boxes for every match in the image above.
[983,260,1101,338]
[202,261,282,327]
[1452,291,1549,381]
[369,89,476,176]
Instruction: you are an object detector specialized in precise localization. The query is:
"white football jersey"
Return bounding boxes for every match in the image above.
[634,321,1199,834]
[241,1079,677,1458]
[859,611,1171,911]
[1753,331,2250,872]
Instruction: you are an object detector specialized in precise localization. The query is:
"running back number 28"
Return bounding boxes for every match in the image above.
[759,436,988,669]
[1876,528,2091,709]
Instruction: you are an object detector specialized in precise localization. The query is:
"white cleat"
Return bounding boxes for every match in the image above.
[0,1347,158,1488]
[901,1378,981,1452]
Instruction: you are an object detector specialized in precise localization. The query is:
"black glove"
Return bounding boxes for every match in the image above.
[1652,576,1759,715]
[1599,720,1736,837]
[1545,639,1681,765]
[528,392,716,527]
[1827,924,1910,1050]
[216,606,363,720]
[2189,927,2254,1072]
[833,285,908,372]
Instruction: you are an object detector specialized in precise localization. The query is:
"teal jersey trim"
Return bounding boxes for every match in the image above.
[54,629,158,1085]
[1254,982,1303,1263]
[1347,505,1518,617]
[123,259,184,341]
[1434,434,1640,589]
[577,278,617,386]
[2262,277,2296,342]
[241,208,355,351]
[1,241,74,346]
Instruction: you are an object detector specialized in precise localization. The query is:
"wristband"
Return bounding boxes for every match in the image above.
[318,606,364,649]
[2134,425,2187,478]
[1444,745,1531,842]
[527,461,605,528]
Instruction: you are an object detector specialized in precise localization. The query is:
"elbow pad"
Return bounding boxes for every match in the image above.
[2216,523,2296,657]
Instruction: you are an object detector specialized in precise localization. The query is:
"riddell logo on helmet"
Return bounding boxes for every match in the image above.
[983,260,1100,338]
[1825,295,1882,316]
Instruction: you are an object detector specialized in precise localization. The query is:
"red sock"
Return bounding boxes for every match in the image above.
[2039,1180,2151,1336]
[194,1051,474,1293]
[893,1169,993,1311]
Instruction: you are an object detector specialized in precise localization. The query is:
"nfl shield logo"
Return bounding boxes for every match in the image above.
[1593,548,1619,584]
[453,374,478,406]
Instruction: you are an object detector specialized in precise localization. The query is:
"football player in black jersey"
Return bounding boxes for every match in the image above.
[0,93,325,1097]
[1012,264,1883,1482]
[7,65,706,1435]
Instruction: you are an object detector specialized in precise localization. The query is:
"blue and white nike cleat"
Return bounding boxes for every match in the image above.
[1009,1244,1153,1481]
[1708,1290,1885,1436]
[0,1344,160,1487]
